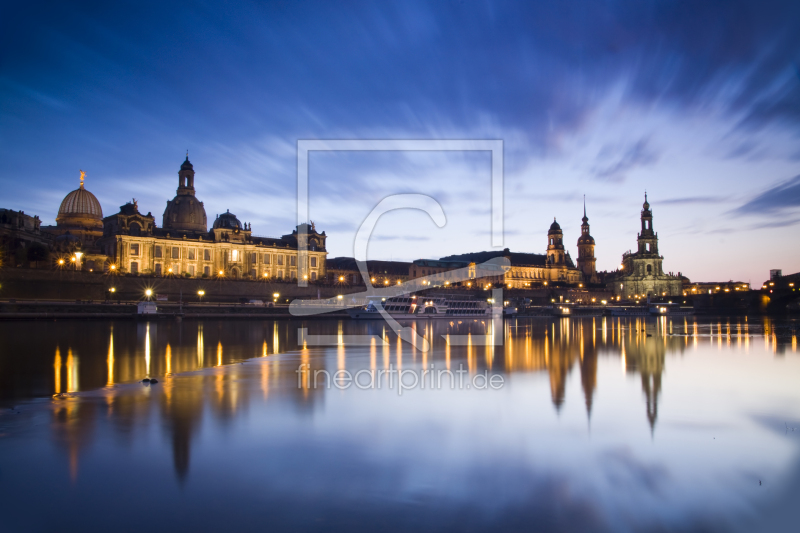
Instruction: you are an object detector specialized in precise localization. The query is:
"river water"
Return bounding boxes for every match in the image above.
[0,316,798,532]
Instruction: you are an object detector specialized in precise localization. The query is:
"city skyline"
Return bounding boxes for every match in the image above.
[3,1,800,284]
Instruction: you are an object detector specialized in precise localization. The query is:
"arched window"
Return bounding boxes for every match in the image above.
[647,264,652,274]
[129,222,141,236]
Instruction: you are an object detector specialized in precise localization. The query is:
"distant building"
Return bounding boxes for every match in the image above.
[326,257,411,286]
[419,215,586,289]
[611,194,683,299]
[684,281,750,295]
[96,156,328,280]
[0,208,52,267]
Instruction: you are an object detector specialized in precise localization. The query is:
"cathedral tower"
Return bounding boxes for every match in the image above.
[637,193,658,256]
[546,218,565,266]
[576,198,596,282]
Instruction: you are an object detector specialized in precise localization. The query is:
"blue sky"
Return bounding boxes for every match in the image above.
[2,0,799,283]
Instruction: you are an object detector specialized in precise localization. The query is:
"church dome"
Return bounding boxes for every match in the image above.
[577,233,595,245]
[212,210,242,230]
[549,218,562,233]
[58,183,103,220]
[180,156,193,171]
[56,172,103,232]
[163,196,207,232]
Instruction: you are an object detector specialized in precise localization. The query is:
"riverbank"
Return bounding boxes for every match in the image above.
[0,300,350,320]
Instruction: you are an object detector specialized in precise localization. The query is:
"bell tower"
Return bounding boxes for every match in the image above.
[547,218,565,266]
[637,193,658,255]
[576,198,596,281]
[177,153,196,196]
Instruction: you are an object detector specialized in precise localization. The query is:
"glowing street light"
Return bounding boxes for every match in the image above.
[339,276,345,282]
[218,270,224,276]
[58,258,65,265]
[109,287,116,293]
[273,292,280,298]
[197,290,205,296]
[145,289,153,298]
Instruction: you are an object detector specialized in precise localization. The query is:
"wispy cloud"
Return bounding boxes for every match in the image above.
[659,196,729,205]
[733,175,800,215]
[592,139,658,182]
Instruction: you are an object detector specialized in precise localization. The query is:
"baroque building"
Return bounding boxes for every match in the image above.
[424,210,590,288]
[612,194,682,299]
[97,156,327,280]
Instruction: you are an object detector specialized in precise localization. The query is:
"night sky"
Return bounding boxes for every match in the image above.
[2,0,799,283]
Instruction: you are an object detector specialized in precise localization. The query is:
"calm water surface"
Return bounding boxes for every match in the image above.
[0,317,798,532]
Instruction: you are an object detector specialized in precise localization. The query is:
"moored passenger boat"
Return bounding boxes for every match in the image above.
[347,295,491,319]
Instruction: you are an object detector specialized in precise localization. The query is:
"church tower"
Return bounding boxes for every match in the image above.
[162,154,208,234]
[546,218,565,266]
[637,193,659,256]
[576,198,596,282]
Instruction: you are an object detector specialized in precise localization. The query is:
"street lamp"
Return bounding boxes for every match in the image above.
[197,290,205,302]
[109,287,116,293]
[145,289,153,298]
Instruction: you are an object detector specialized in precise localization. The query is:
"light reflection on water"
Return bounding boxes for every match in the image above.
[0,316,798,532]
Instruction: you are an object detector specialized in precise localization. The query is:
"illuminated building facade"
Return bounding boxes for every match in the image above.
[613,194,683,299]
[97,156,327,280]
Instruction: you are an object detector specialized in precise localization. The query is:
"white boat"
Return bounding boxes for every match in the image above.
[347,295,491,319]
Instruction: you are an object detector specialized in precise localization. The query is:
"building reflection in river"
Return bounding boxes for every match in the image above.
[0,316,793,484]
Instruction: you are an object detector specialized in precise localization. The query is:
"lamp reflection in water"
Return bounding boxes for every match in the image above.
[106,328,114,387]
[197,323,204,367]
[145,322,151,377]
[54,347,62,394]
[66,348,79,393]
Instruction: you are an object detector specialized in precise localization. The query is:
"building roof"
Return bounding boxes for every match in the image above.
[328,257,411,274]
[58,185,103,220]
[412,258,470,269]
[441,249,549,267]
[213,210,242,230]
